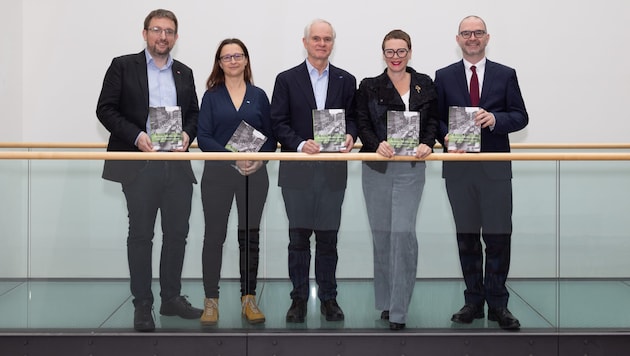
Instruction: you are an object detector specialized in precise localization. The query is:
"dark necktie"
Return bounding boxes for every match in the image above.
[470,65,480,106]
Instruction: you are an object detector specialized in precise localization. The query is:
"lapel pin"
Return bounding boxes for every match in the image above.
[415,85,421,93]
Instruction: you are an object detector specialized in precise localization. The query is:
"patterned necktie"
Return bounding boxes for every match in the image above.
[470,65,480,106]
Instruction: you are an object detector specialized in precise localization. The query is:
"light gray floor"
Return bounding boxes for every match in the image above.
[1,279,629,331]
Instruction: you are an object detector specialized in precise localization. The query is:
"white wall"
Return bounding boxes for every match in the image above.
[3,1,630,279]
[1,1,22,141]
[8,0,630,144]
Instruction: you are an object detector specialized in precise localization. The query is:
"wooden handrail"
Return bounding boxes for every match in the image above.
[3,142,630,150]
[2,151,630,161]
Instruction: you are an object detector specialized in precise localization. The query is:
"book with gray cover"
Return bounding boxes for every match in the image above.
[447,106,480,152]
[149,106,183,151]
[387,110,419,156]
[313,109,346,152]
[225,120,268,153]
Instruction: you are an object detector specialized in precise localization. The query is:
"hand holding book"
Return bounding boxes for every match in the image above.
[225,120,268,175]
[376,141,395,158]
[473,108,496,129]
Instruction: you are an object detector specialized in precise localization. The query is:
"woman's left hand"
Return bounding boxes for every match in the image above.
[236,160,263,176]
[415,143,431,159]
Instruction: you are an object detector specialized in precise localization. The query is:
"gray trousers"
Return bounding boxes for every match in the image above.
[362,162,425,324]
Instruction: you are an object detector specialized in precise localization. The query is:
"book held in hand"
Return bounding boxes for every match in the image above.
[387,110,419,156]
[149,106,183,151]
[225,120,268,175]
[225,120,268,153]
[447,106,481,152]
[312,109,346,152]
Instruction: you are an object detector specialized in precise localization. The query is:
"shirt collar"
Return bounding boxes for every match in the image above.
[145,48,174,69]
[463,57,486,71]
[305,59,329,76]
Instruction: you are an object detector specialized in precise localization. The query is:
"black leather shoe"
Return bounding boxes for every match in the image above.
[160,295,203,319]
[134,300,155,332]
[389,322,406,330]
[380,310,389,320]
[286,298,307,323]
[488,307,520,330]
[321,299,345,321]
[451,304,484,324]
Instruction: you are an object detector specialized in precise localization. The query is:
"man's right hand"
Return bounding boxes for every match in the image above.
[136,132,156,152]
[301,139,321,154]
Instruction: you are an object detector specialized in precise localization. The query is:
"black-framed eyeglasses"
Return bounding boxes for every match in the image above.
[220,53,246,63]
[146,26,176,37]
[459,30,486,39]
[383,48,409,58]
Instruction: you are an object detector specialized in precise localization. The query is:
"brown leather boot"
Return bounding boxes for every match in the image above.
[200,298,218,326]
[241,295,265,324]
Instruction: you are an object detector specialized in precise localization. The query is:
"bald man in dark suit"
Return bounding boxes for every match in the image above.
[435,15,528,330]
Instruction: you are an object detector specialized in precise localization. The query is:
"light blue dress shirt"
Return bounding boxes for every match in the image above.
[298,60,330,152]
[144,49,177,135]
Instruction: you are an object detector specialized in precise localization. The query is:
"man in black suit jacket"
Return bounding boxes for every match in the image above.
[435,15,528,330]
[96,9,202,332]
[270,19,358,323]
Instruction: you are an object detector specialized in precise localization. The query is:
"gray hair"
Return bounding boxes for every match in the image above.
[303,19,336,40]
[458,15,487,33]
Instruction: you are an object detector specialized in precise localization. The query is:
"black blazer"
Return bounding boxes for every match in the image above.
[435,59,528,180]
[270,61,357,191]
[96,50,199,184]
[355,67,439,172]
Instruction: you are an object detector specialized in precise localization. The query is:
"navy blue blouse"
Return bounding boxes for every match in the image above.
[197,83,277,153]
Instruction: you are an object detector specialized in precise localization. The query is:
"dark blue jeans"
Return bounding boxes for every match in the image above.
[281,176,345,302]
[122,161,193,306]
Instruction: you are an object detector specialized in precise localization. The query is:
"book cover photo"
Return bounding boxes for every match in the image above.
[225,120,268,153]
[447,106,481,152]
[149,106,183,151]
[312,109,346,152]
[387,110,419,156]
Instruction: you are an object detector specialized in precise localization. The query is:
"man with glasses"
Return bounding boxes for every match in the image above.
[270,19,357,323]
[96,8,202,332]
[435,15,528,330]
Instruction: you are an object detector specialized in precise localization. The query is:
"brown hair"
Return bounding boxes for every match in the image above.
[206,38,253,90]
[382,29,411,50]
[143,9,178,33]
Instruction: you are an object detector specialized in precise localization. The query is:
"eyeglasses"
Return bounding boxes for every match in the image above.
[459,30,487,39]
[310,36,334,44]
[146,26,176,37]
[383,48,409,58]
[220,53,246,62]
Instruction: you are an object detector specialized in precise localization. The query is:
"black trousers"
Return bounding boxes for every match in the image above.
[122,161,193,306]
[445,167,513,309]
[201,163,269,298]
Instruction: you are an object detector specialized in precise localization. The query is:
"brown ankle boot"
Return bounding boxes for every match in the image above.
[200,298,218,326]
[241,295,265,324]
